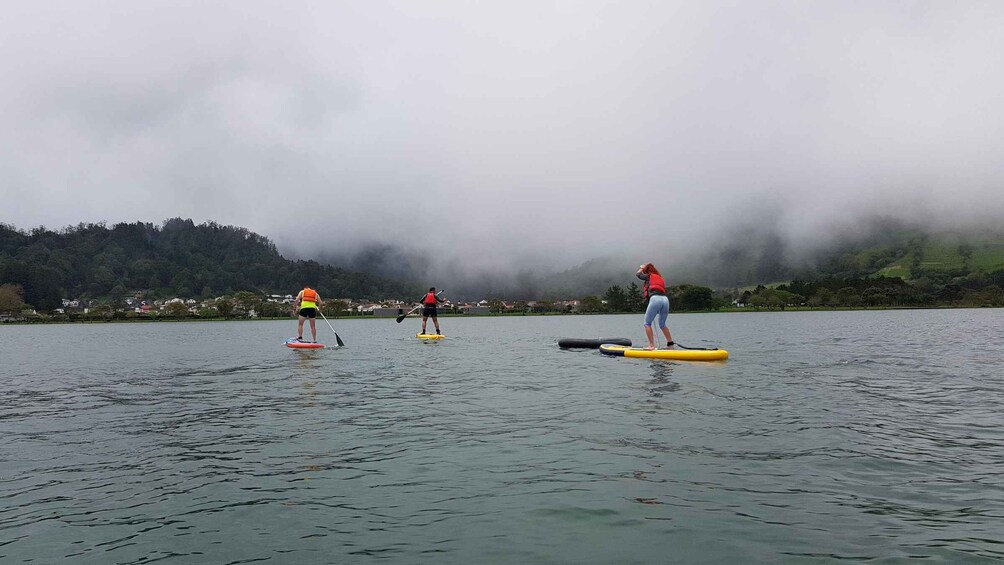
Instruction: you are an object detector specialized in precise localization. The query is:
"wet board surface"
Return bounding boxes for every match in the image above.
[599,344,728,361]
[285,338,325,349]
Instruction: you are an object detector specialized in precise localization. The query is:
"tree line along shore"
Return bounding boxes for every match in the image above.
[2,219,1003,323]
[2,275,1001,324]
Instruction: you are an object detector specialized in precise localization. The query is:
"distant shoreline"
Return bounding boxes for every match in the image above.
[3,304,999,325]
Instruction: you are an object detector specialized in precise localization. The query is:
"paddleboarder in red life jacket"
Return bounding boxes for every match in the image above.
[293,287,324,343]
[636,263,674,350]
[418,287,445,335]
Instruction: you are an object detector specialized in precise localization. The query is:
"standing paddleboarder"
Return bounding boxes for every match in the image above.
[418,287,445,335]
[636,264,674,350]
[293,287,324,343]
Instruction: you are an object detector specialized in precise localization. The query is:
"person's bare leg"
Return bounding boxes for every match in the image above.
[433,315,440,334]
[297,316,305,339]
[644,326,655,350]
[661,326,673,347]
[309,318,317,342]
[421,314,428,334]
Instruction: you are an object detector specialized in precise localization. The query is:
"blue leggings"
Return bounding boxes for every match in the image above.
[644,295,669,328]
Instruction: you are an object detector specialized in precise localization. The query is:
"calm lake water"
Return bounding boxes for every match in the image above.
[1,310,1002,564]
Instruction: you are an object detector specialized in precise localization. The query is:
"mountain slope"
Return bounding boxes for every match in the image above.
[0,219,418,310]
[675,218,1004,288]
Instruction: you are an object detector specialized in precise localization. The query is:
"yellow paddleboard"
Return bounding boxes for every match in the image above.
[599,344,728,361]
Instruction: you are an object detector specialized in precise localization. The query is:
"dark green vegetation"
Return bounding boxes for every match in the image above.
[0,219,417,312]
[577,283,722,313]
[679,217,1004,288]
[568,220,1004,311]
[738,275,1004,309]
[2,216,1002,317]
[488,219,1004,303]
[726,222,1004,309]
[572,272,1004,313]
[469,283,720,315]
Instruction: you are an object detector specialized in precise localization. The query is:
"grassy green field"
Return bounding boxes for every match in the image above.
[876,237,1004,279]
[877,264,911,278]
[970,243,1004,270]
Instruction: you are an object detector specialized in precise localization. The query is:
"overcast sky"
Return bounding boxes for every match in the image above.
[3,1,1003,271]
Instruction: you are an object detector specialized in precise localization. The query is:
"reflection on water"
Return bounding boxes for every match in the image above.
[646,362,680,397]
[1,310,1002,564]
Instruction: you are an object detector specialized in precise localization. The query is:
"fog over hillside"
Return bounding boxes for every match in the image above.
[3,1,1003,291]
[308,206,1004,299]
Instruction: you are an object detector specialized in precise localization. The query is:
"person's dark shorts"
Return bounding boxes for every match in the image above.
[298,307,317,318]
[422,306,438,317]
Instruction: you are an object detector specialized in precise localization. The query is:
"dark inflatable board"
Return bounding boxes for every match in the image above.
[558,337,632,349]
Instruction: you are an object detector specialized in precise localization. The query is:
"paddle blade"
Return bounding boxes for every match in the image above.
[396,314,407,323]
[318,311,344,346]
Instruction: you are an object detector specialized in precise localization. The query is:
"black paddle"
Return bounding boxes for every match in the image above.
[396,290,445,323]
[318,310,345,347]
[395,306,420,323]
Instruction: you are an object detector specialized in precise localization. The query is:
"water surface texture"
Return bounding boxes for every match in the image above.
[2,310,1002,564]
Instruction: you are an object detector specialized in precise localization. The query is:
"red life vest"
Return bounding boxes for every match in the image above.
[424,292,438,305]
[302,288,318,303]
[643,273,666,298]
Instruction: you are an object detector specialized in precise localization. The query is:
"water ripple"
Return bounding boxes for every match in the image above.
[1,312,1002,563]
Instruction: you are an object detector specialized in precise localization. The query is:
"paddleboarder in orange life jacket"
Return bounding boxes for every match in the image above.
[418,287,445,335]
[293,287,324,343]
[637,263,674,350]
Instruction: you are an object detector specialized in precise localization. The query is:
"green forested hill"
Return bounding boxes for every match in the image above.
[677,219,1004,288]
[3,217,1003,313]
[0,219,418,311]
[871,235,1004,280]
[808,230,1004,288]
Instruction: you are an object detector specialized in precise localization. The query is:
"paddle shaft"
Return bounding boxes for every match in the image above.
[396,305,421,323]
[318,310,345,347]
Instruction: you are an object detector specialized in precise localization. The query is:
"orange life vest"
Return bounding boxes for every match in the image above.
[424,292,438,305]
[643,273,666,298]
[302,288,318,303]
